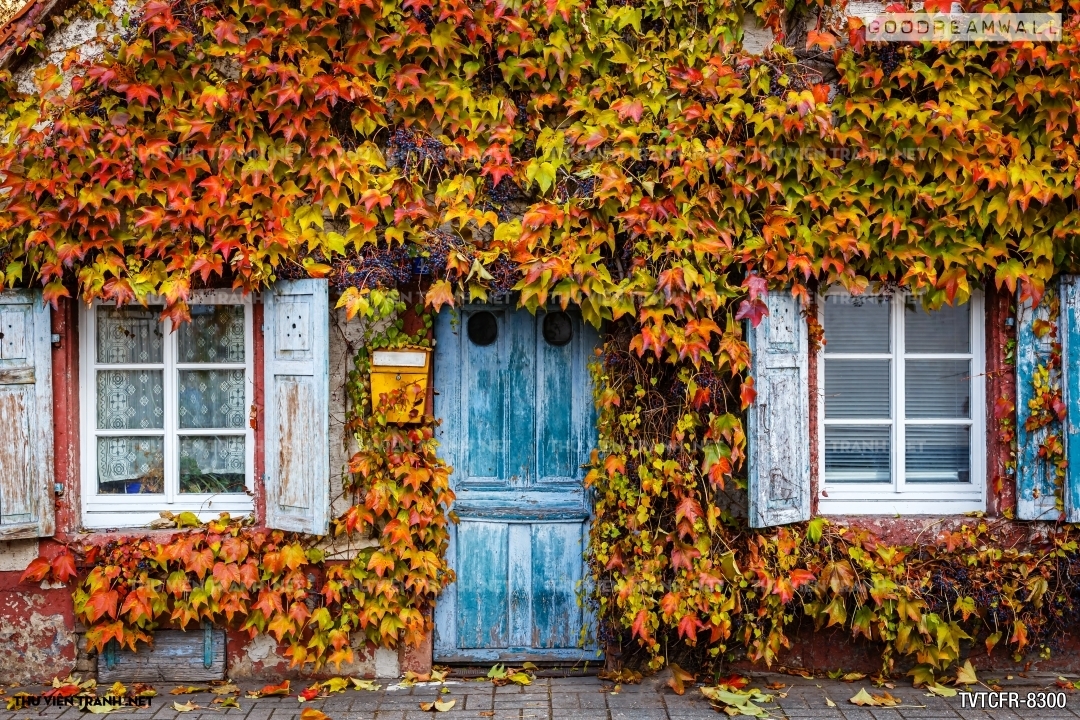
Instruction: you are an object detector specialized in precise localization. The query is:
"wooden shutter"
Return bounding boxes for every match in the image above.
[1016,283,1061,520]
[1061,277,1080,522]
[0,290,54,538]
[263,279,329,534]
[747,291,810,528]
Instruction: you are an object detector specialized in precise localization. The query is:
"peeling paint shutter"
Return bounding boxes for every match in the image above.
[1016,283,1061,521]
[747,292,810,528]
[1061,277,1080,522]
[0,290,54,538]
[263,279,329,534]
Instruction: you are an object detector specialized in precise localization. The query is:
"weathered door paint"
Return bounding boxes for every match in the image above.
[433,305,601,662]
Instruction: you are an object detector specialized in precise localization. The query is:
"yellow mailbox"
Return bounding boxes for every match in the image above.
[370,347,431,423]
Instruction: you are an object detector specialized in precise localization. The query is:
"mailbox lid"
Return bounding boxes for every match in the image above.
[372,348,430,370]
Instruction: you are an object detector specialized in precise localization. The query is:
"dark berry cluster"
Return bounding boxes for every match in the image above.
[387,127,447,172]
[482,177,525,221]
[332,244,413,289]
[413,8,436,32]
[487,255,520,295]
[423,229,466,278]
[877,44,901,78]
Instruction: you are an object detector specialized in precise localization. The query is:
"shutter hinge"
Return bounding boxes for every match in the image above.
[50,333,61,346]
[53,483,64,496]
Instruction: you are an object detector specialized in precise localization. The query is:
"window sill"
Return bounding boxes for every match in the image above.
[817,497,985,515]
[81,507,254,530]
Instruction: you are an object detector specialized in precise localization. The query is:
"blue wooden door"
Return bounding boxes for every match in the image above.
[433,305,601,662]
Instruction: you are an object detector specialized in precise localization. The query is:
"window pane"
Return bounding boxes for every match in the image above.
[823,294,890,353]
[904,298,970,353]
[179,370,246,429]
[179,305,245,363]
[906,426,970,482]
[824,359,890,418]
[179,436,246,494]
[97,437,164,494]
[97,370,164,429]
[96,306,163,364]
[906,360,971,418]
[824,426,891,483]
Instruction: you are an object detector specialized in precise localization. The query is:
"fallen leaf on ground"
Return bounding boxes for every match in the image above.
[211,683,240,696]
[246,680,290,699]
[298,686,321,702]
[765,682,786,691]
[107,682,127,697]
[598,669,642,684]
[849,689,901,707]
[926,683,957,697]
[212,697,240,709]
[479,712,494,718]
[131,684,156,697]
[666,663,695,695]
[85,703,120,714]
[320,678,349,694]
[507,671,533,686]
[299,709,330,720]
[716,675,750,690]
[350,679,380,692]
[700,686,772,717]
[429,669,449,683]
[841,673,866,682]
[954,660,978,686]
[173,701,200,712]
[825,697,836,707]
[486,664,507,680]
[418,698,456,712]
[170,687,208,695]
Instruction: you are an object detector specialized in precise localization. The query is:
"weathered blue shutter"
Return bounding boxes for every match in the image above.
[263,279,329,534]
[0,290,54,538]
[1061,277,1080,522]
[747,292,810,528]
[1016,283,1061,521]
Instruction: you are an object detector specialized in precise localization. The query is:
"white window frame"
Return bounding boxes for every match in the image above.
[81,290,255,528]
[816,289,986,515]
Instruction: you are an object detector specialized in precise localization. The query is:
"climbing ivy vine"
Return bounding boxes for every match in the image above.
[8,0,1080,678]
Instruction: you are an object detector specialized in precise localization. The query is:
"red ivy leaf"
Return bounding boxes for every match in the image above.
[735,298,769,328]
[21,557,51,584]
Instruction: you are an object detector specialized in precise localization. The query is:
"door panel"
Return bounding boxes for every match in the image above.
[434,306,600,662]
[456,521,509,648]
[531,522,585,648]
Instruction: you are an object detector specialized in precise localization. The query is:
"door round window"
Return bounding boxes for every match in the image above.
[542,311,573,346]
[467,311,498,346]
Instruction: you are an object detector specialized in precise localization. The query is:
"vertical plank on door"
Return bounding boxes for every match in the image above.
[507,524,532,647]
[465,312,503,481]
[530,522,584,648]
[507,313,535,485]
[536,317,574,481]
[456,521,509,648]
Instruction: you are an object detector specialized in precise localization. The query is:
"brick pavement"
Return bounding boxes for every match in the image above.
[2,674,1079,719]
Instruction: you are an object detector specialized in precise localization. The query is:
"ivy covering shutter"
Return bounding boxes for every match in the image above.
[0,290,54,538]
[1016,283,1060,521]
[1062,276,1080,522]
[263,279,330,534]
[747,292,810,528]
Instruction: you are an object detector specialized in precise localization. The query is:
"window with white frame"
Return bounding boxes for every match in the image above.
[817,290,985,514]
[81,292,255,527]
